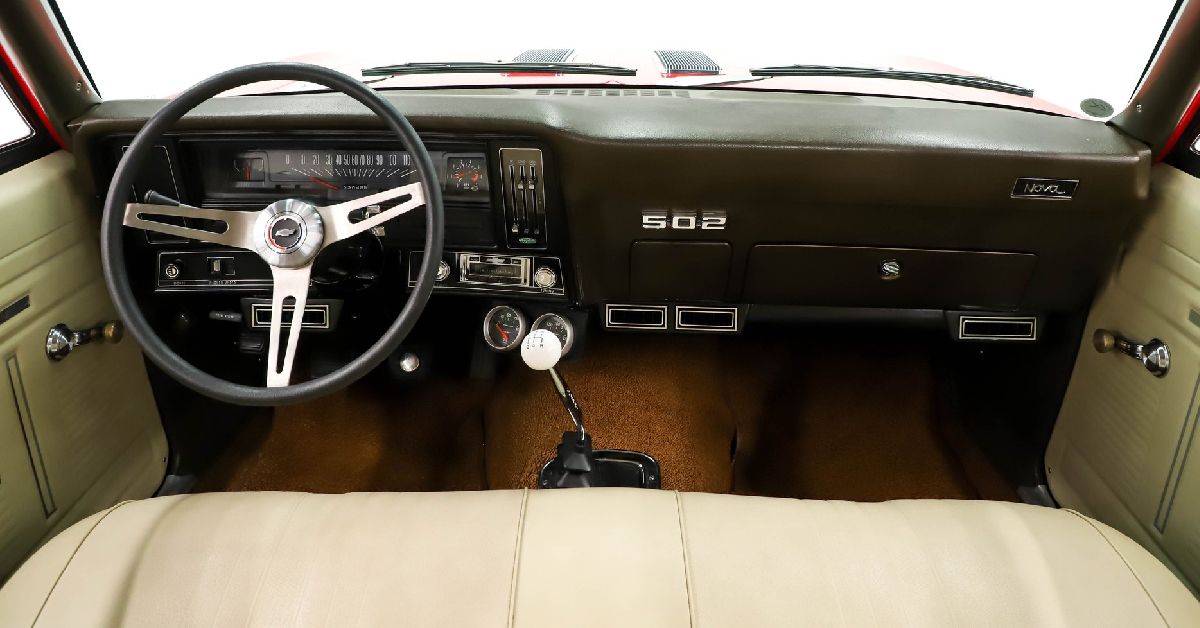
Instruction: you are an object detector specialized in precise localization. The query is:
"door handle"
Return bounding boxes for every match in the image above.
[1093,329,1170,377]
[45,321,124,361]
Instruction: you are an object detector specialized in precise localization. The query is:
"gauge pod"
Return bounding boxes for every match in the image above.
[483,305,527,351]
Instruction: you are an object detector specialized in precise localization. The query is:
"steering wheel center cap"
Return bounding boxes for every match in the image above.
[266,214,305,253]
[253,199,324,268]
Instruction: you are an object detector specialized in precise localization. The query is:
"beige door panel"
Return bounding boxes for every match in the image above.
[0,151,166,579]
[1048,164,1200,592]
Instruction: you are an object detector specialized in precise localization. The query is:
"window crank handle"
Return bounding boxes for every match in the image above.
[1093,329,1170,377]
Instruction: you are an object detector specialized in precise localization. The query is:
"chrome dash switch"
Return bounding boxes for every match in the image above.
[879,259,903,280]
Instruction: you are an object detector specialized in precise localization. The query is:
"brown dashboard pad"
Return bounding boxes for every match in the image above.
[199,334,1003,501]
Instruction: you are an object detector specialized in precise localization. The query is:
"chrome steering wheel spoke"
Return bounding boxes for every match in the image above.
[318,182,425,244]
[101,62,444,405]
[124,202,258,249]
[265,264,313,387]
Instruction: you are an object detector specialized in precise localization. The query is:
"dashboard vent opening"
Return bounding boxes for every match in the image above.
[498,148,548,250]
[534,89,690,98]
[606,304,668,330]
[957,316,1037,341]
[676,306,738,332]
[654,50,721,75]
[513,49,575,63]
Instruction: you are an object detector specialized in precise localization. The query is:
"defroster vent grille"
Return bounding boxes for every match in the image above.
[654,50,721,75]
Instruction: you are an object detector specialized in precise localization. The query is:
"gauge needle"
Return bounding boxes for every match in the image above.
[309,176,339,190]
[495,324,509,342]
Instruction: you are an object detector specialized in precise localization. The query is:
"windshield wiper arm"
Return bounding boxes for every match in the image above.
[362,61,637,78]
[747,65,1033,97]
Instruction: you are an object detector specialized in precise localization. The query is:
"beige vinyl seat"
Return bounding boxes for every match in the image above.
[0,489,1196,627]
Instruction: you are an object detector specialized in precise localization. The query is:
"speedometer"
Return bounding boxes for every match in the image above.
[266,149,415,190]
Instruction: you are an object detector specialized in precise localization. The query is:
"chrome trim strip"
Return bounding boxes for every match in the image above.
[249,303,330,330]
[675,306,739,332]
[605,304,667,330]
[957,316,1038,341]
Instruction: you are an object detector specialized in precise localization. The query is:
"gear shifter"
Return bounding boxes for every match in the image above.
[521,330,585,441]
[521,329,661,489]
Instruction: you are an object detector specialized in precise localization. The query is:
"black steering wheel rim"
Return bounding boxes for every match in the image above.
[100,62,445,406]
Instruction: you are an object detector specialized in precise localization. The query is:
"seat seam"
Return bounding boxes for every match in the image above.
[507,488,530,628]
[674,491,696,628]
[30,500,136,628]
[1063,509,1171,627]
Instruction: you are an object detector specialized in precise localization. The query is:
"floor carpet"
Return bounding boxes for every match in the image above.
[197,332,1010,502]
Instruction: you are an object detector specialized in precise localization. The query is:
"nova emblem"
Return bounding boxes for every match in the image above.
[641,209,726,231]
[1011,177,1078,199]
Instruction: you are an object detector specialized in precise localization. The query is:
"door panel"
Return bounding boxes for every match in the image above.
[1048,164,1200,592]
[0,151,166,579]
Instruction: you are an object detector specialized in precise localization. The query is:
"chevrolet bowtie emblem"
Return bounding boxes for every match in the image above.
[274,227,298,237]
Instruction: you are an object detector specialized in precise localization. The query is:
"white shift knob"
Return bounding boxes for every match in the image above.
[521,329,562,370]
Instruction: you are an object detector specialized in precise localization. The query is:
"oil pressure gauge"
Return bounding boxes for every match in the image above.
[531,313,574,356]
[483,305,526,351]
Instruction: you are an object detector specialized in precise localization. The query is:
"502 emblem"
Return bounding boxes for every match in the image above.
[641,210,727,230]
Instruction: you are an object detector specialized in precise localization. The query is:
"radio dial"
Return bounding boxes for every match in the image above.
[533,266,558,289]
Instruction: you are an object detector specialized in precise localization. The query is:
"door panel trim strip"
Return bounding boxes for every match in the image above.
[6,354,55,516]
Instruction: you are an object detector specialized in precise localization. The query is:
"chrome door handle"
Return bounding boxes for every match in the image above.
[1093,329,1170,377]
[46,321,124,361]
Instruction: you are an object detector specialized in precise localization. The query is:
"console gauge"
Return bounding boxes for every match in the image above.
[531,313,574,356]
[483,305,526,352]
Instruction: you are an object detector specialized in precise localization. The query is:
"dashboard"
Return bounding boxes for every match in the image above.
[73,88,1151,377]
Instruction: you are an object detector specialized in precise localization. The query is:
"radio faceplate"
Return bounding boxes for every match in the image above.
[408,251,566,298]
[459,254,531,286]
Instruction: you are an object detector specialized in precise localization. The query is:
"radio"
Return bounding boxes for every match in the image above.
[460,254,530,286]
[408,251,566,298]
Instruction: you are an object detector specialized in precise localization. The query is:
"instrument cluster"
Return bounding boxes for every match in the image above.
[200,144,489,205]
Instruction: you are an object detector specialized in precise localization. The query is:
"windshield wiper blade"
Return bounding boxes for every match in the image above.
[362,61,637,78]
[747,65,1033,97]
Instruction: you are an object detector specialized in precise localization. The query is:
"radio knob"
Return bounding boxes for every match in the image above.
[533,266,557,289]
[435,260,451,282]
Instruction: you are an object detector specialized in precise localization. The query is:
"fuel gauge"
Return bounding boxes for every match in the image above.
[231,156,265,182]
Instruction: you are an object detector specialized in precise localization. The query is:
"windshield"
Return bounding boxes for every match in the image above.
[56,0,1178,118]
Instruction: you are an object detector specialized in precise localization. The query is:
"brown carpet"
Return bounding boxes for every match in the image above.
[726,335,978,501]
[485,335,736,492]
[197,333,1007,502]
[194,378,493,493]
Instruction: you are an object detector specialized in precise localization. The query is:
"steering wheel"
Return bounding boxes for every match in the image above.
[100,63,445,406]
